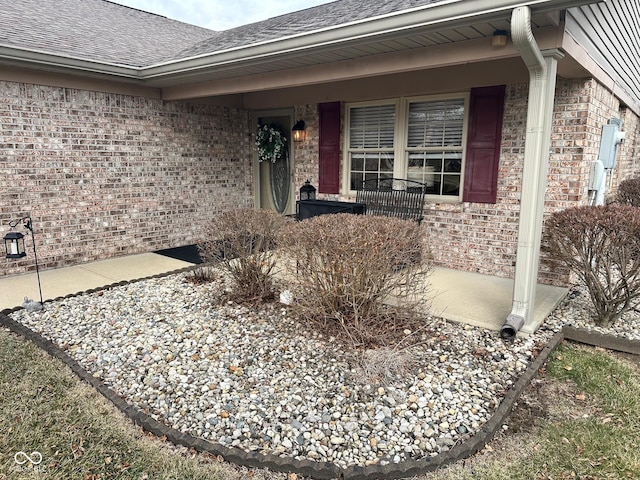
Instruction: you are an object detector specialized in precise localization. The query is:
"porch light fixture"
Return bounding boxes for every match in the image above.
[492,30,509,47]
[299,180,316,200]
[4,216,44,308]
[292,120,306,143]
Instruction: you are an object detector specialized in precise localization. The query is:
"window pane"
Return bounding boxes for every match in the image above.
[365,157,378,171]
[444,152,462,173]
[351,154,364,172]
[425,156,443,173]
[349,103,396,190]
[442,175,460,196]
[407,99,464,148]
[350,104,396,148]
[350,172,363,191]
[405,96,464,199]
[425,177,441,195]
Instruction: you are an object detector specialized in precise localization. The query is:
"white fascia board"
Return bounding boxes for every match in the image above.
[139,0,597,80]
[0,46,141,79]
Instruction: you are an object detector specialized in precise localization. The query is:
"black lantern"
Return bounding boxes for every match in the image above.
[4,230,26,258]
[299,180,316,200]
[4,216,43,308]
[292,120,306,143]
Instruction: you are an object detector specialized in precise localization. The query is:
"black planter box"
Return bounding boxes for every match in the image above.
[296,200,366,220]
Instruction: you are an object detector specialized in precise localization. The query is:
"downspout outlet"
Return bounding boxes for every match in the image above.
[500,314,525,340]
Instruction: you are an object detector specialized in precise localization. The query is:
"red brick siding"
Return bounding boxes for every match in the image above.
[1,82,251,276]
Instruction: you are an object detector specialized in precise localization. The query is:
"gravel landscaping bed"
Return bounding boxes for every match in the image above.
[8,272,639,469]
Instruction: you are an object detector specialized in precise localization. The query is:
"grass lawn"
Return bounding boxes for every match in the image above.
[1,325,639,480]
[421,343,640,480]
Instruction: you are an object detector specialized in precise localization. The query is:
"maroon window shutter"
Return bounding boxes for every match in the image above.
[462,85,505,204]
[318,102,341,194]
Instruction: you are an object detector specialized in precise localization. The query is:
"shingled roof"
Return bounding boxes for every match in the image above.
[175,0,445,60]
[0,0,217,67]
[0,0,449,68]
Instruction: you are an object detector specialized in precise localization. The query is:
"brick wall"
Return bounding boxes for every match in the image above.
[611,106,640,193]
[1,81,252,276]
[426,78,639,285]
[292,104,319,194]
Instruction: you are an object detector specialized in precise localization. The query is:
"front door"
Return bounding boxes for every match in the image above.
[255,112,294,214]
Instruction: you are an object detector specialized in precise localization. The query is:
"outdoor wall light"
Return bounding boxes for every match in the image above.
[4,216,44,307]
[299,179,316,200]
[292,120,306,143]
[492,30,509,47]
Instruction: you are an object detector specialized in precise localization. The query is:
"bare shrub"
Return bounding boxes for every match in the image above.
[544,205,640,326]
[184,266,217,285]
[281,214,432,348]
[616,178,640,207]
[354,347,417,386]
[199,209,291,302]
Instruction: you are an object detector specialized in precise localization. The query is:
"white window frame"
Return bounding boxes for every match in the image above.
[343,93,469,202]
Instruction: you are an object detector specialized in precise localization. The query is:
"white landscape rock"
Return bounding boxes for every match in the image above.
[10,274,637,469]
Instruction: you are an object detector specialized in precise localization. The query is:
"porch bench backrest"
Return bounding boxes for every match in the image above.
[356,178,426,223]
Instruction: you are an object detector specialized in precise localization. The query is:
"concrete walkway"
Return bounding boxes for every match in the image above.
[0,253,567,334]
[0,253,192,312]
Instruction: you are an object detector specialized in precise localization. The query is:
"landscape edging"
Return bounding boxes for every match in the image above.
[3,273,636,479]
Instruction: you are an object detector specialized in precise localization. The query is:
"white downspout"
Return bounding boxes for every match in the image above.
[500,7,564,339]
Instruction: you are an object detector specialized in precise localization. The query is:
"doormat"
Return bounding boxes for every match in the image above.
[154,244,203,264]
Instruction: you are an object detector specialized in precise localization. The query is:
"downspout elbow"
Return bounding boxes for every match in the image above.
[501,313,525,340]
[511,7,546,76]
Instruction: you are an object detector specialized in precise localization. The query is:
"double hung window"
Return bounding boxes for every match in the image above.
[346,95,468,200]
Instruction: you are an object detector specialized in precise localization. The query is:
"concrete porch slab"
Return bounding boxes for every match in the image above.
[1,254,568,336]
[429,267,568,334]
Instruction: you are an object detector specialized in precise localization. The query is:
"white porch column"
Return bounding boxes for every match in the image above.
[502,6,564,338]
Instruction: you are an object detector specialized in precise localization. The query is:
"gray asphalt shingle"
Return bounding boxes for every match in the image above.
[0,0,217,67]
[176,0,444,59]
[0,0,446,67]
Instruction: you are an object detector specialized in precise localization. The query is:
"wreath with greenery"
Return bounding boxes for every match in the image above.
[255,124,287,163]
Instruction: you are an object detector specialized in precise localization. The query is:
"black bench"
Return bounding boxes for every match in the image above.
[356,178,426,224]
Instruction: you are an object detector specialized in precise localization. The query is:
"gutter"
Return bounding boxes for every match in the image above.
[0,46,141,80]
[501,6,563,339]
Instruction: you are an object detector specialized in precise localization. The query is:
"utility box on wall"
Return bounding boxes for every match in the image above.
[598,118,626,169]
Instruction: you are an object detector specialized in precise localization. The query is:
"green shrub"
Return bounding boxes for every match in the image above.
[544,205,640,326]
[199,208,291,302]
[616,178,640,207]
[281,214,432,348]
